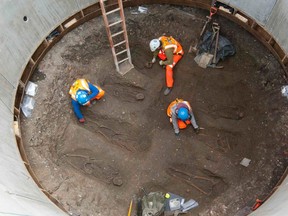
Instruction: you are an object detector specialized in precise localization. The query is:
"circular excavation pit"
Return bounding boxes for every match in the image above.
[21,4,288,216]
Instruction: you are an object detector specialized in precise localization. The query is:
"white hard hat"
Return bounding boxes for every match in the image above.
[149,39,160,52]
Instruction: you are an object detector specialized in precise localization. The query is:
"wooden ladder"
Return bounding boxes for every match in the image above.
[99,0,133,75]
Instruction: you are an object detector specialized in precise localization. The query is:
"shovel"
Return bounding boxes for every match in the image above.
[189,16,211,54]
[194,23,219,68]
[189,7,217,54]
[194,23,223,69]
[194,52,214,68]
[207,24,224,69]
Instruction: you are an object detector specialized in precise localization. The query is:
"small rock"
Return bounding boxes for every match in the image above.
[240,158,251,167]
[113,177,123,186]
[136,93,145,100]
[238,112,244,119]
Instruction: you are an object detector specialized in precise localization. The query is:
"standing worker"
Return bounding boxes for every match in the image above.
[149,36,184,95]
[69,78,105,123]
[167,98,200,135]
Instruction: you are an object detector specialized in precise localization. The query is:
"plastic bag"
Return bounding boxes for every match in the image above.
[281,85,288,98]
[198,31,236,64]
[138,6,148,14]
[21,95,35,118]
[25,81,38,96]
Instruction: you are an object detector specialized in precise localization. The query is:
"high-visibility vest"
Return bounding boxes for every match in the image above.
[167,98,192,117]
[69,79,91,101]
[159,36,183,55]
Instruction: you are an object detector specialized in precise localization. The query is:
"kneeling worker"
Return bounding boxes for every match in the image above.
[167,98,200,135]
[69,78,105,123]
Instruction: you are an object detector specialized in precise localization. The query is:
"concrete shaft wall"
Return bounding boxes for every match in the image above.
[220,0,288,58]
[0,0,287,215]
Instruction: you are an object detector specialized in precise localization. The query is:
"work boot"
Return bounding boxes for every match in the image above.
[164,87,172,96]
[194,127,200,134]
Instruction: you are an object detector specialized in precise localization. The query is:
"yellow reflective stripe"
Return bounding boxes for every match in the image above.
[95,85,103,93]
[164,44,177,53]
[167,61,176,68]
[70,89,76,100]
[177,49,184,55]
[79,79,90,91]
[69,85,77,100]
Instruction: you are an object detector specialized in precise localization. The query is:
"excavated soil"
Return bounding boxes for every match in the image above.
[21,4,288,216]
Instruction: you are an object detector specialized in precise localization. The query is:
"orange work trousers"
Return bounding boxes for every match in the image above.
[178,119,191,129]
[165,54,183,88]
[169,118,191,129]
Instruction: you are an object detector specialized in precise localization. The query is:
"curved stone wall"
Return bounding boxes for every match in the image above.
[0,0,287,215]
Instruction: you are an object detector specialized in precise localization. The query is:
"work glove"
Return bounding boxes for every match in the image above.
[79,118,85,123]
[159,60,164,66]
[151,57,156,63]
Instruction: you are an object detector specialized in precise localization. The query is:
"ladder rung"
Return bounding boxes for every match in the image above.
[106,8,120,15]
[117,57,129,65]
[114,40,126,47]
[111,30,124,37]
[116,49,127,56]
[109,20,122,27]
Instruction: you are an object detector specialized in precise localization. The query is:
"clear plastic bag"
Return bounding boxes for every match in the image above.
[21,95,35,118]
[25,81,38,96]
[138,6,148,14]
[281,85,288,98]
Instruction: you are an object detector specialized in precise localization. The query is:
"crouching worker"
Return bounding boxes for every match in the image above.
[167,98,200,136]
[149,36,184,95]
[69,78,105,123]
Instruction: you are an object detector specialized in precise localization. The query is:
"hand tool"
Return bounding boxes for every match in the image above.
[189,6,218,54]
[207,23,224,69]
[127,200,133,216]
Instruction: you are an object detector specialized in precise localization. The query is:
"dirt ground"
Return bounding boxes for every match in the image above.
[21,4,288,216]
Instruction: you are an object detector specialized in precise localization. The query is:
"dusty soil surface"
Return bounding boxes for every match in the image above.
[21,4,288,216]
